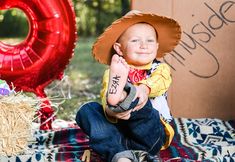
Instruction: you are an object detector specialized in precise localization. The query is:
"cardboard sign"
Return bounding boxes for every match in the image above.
[132,0,235,119]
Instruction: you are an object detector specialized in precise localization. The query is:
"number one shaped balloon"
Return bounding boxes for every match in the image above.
[0,0,77,130]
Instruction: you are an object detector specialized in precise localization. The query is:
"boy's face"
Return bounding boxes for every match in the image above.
[115,23,158,66]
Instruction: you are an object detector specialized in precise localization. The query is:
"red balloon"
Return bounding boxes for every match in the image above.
[0,0,77,129]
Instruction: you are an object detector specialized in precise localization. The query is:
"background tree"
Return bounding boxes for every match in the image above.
[0,0,130,38]
[0,9,28,37]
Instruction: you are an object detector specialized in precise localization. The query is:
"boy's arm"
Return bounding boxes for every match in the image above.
[138,63,172,97]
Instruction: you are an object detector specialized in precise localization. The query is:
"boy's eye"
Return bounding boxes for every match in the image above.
[147,39,155,43]
[130,39,139,42]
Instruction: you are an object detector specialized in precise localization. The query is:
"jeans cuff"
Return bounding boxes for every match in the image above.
[111,150,137,162]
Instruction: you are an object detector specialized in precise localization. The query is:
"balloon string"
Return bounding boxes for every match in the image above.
[38,99,54,130]
[45,75,72,99]
[6,76,71,130]
[36,75,71,130]
[38,100,58,130]
[35,87,54,130]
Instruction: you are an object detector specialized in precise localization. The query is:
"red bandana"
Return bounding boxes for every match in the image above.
[128,68,147,84]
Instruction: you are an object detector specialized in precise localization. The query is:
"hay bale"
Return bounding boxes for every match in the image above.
[0,93,38,156]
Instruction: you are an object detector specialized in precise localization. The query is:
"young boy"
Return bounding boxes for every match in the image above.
[76,10,181,162]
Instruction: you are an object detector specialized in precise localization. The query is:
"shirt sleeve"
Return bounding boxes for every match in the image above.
[100,69,109,110]
[138,63,172,97]
[100,69,117,123]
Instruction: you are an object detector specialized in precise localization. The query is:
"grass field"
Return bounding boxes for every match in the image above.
[57,37,107,120]
[0,37,107,120]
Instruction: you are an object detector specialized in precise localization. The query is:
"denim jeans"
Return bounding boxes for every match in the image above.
[75,100,165,162]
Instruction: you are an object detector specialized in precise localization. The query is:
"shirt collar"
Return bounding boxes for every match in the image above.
[129,62,152,70]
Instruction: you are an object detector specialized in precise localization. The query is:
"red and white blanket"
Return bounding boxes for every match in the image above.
[1,118,234,162]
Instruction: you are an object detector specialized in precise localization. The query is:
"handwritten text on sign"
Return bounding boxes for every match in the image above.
[164,1,234,78]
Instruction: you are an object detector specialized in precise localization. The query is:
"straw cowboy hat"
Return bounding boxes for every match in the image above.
[92,10,181,65]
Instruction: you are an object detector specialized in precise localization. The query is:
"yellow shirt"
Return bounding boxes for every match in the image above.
[100,61,174,149]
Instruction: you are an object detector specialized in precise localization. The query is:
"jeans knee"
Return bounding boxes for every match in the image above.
[75,104,85,124]
[76,102,102,124]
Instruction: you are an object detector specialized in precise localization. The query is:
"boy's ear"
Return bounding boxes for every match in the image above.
[113,43,123,56]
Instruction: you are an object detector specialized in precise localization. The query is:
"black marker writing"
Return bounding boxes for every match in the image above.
[109,75,120,94]
[164,0,235,78]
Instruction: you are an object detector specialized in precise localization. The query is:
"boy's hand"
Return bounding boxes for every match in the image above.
[105,106,132,120]
[132,84,150,111]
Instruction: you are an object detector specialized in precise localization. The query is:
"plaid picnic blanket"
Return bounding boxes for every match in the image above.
[1,118,234,162]
[160,118,235,162]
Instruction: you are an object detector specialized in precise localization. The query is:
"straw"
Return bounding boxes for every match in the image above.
[0,93,38,156]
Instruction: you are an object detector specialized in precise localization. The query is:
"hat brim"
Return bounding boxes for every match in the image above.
[92,12,181,65]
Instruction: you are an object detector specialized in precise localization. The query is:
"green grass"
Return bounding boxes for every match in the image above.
[0,37,107,120]
[55,37,107,120]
